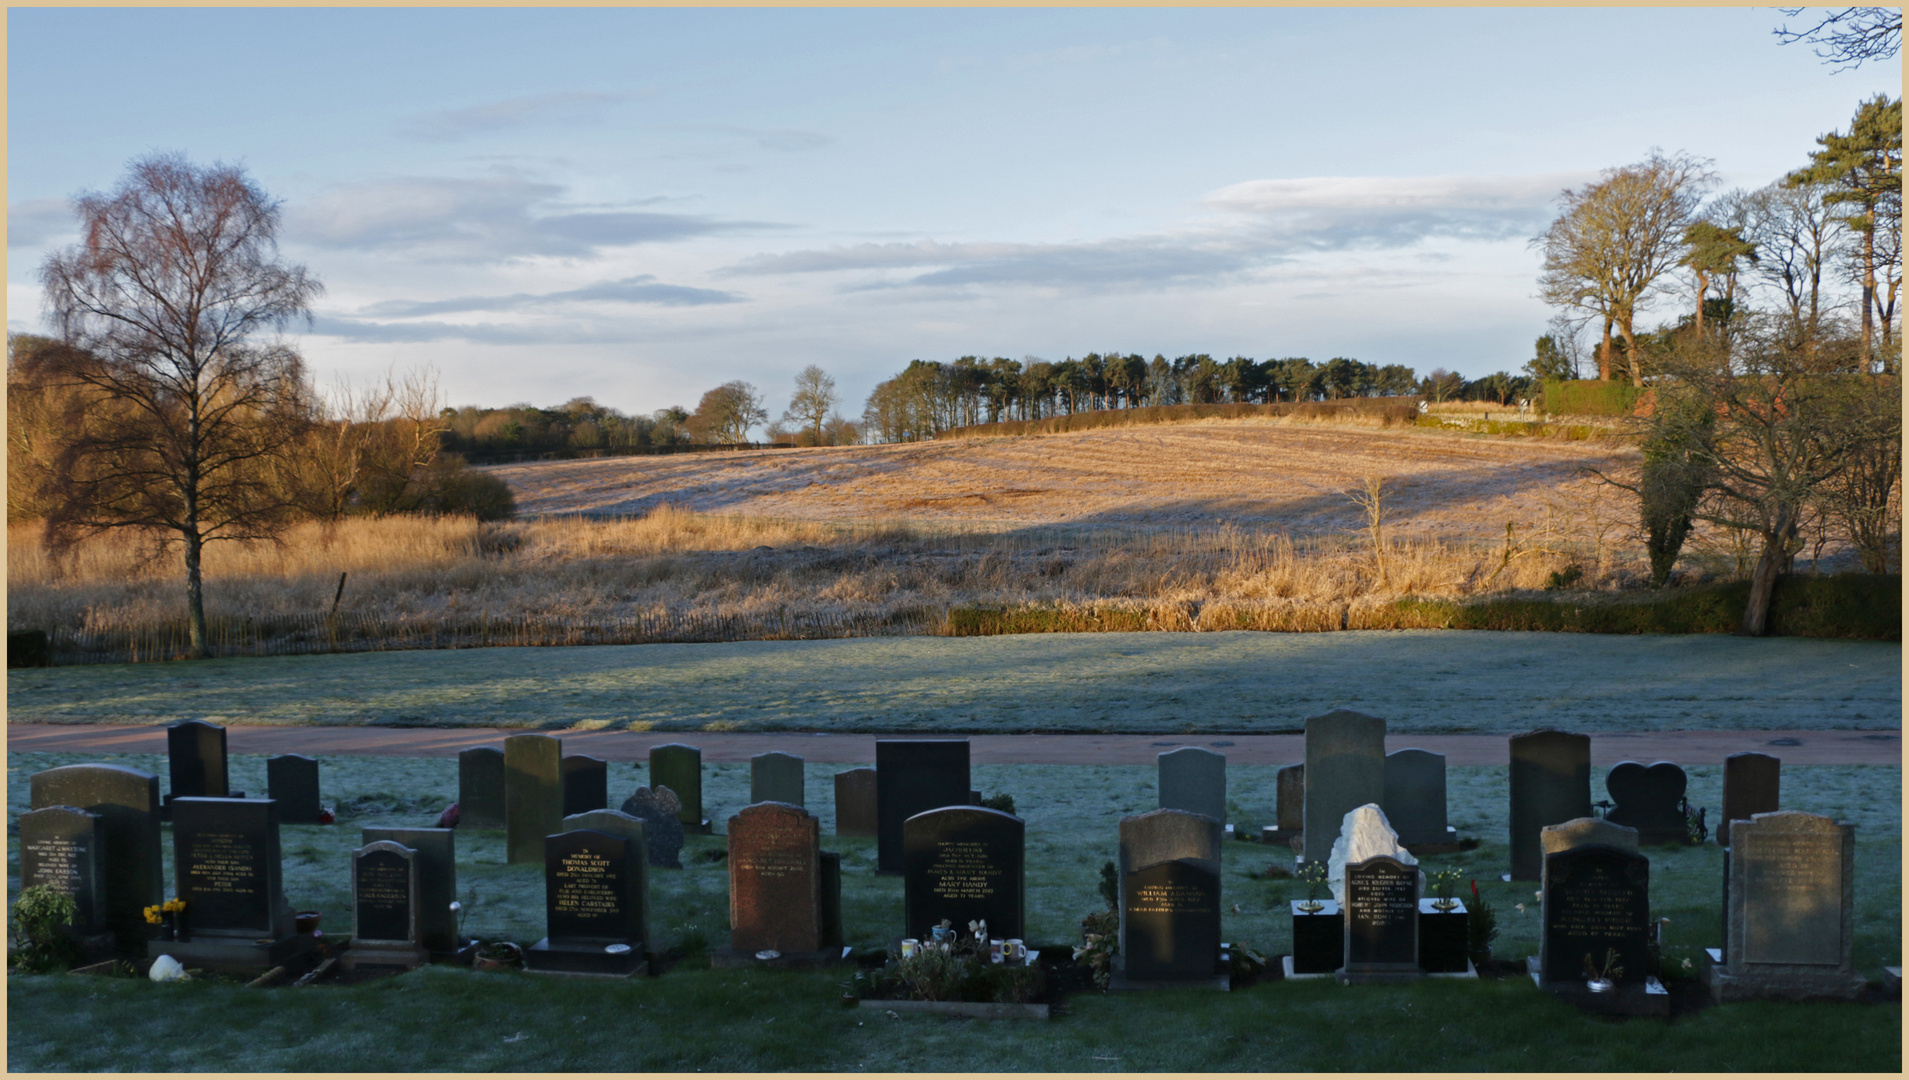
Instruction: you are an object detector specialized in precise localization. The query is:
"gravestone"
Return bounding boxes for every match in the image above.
[523,829,647,977]
[504,734,564,865]
[1157,747,1226,826]
[562,810,650,948]
[166,719,240,813]
[1719,753,1781,848]
[902,805,1023,941]
[619,787,686,869]
[1383,748,1456,850]
[362,827,459,957]
[561,754,609,817]
[1340,855,1421,984]
[1263,763,1304,846]
[157,797,315,972]
[833,768,878,837]
[29,764,162,953]
[1706,811,1865,1002]
[820,851,844,950]
[1603,760,1689,846]
[877,740,971,875]
[1535,841,1658,1013]
[345,840,427,971]
[267,755,323,825]
[1327,803,1417,905]
[726,802,826,957]
[649,744,710,833]
[1508,729,1591,881]
[458,746,507,829]
[17,806,107,941]
[1115,808,1225,989]
[751,752,806,807]
[1302,710,1386,865]
[1541,817,1639,862]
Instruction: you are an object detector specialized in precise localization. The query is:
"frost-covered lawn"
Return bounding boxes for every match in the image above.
[7,631,1898,734]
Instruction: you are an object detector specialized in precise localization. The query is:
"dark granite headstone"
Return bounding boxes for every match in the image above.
[458,746,507,829]
[1157,747,1226,826]
[819,851,843,949]
[1383,749,1451,847]
[1118,808,1222,983]
[1263,763,1305,846]
[362,827,458,956]
[171,797,292,939]
[1603,761,1689,846]
[168,719,231,801]
[751,752,806,807]
[348,841,425,970]
[1719,753,1781,848]
[1508,729,1591,881]
[1302,710,1386,864]
[833,768,877,837]
[728,802,823,954]
[649,744,707,831]
[620,787,686,869]
[877,740,971,875]
[902,805,1023,941]
[267,755,322,825]
[1539,844,1650,987]
[1707,811,1865,1001]
[1341,856,1420,982]
[504,734,564,865]
[561,754,609,817]
[523,829,646,976]
[29,764,161,952]
[18,806,106,935]
[562,810,650,947]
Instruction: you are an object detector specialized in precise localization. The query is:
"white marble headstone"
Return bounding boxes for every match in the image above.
[1327,803,1418,904]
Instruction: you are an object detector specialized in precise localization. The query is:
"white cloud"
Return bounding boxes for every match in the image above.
[1202,172,1590,214]
[399,91,647,142]
[357,274,743,318]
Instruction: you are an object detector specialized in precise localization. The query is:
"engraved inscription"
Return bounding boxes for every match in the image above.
[23,838,82,891]
[927,840,998,902]
[1548,865,1637,941]
[1130,882,1216,915]
[187,833,262,898]
[1741,830,1841,966]
[553,850,621,920]
[735,820,808,879]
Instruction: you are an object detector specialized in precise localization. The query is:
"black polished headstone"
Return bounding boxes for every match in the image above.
[1341,856,1420,981]
[267,755,323,824]
[1720,753,1780,848]
[1508,729,1591,881]
[902,805,1023,941]
[524,829,647,976]
[362,827,458,955]
[1603,761,1689,846]
[458,746,507,829]
[1539,844,1650,987]
[353,842,420,945]
[168,719,231,800]
[877,740,971,875]
[18,806,106,935]
[29,764,162,952]
[562,754,609,817]
[1119,809,1223,982]
[171,797,292,940]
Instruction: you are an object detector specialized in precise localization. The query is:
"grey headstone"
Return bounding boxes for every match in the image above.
[620,787,686,869]
[29,763,162,952]
[1118,808,1222,981]
[362,827,458,955]
[1604,760,1689,846]
[168,719,231,800]
[18,806,106,935]
[649,744,705,827]
[751,752,806,807]
[1711,811,1864,1002]
[1302,710,1386,864]
[1277,763,1305,832]
[903,805,1024,941]
[1720,753,1781,848]
[352,840,421,947]
[833,768,877,837]
[1157,747,1226,826]
[561,754,609,817]
[267,755,322,824]
[458,746,506,829]
[171,797,293,940]
[1508,729,1591,881]
[504,734,564,865]
[877,740,971,875]
[1382,749,1448,846]
[1342,856,1420,981]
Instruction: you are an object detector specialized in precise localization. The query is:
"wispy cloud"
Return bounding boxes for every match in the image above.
[358,275,743,318]
[311,315,635,346]
[399,91,647,142]
[700,125,832,152]
[8,197,75,248]
[284,174,778,260]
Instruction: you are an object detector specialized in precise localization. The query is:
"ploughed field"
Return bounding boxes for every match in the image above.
[493,421,1634,538]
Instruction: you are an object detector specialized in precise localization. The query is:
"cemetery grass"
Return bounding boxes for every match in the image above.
[8,753,1901,1071]
[8,630,1901,734]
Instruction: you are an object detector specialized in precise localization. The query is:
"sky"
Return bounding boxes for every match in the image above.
[6,8,1901,424]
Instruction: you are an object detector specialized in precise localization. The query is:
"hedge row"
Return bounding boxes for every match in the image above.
[938,399,1421,440]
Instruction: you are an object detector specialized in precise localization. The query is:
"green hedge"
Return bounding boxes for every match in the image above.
[939,399,1420,440]
[1542,379,1642,417]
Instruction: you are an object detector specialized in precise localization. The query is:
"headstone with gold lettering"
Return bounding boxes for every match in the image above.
[902,806,1023,942]
[1339,855,1421,984]
[30,763,163,953]
[1704,811,1865,1002]
[344,840,427,971]
[17,806,109,948]
[152,797,316,973]
[718,802,846,964]
[362,826,459,957]
[524,829,647,977]
[1113,808,1226,989]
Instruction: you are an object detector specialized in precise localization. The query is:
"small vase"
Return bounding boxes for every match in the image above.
[1586,977,1614,994]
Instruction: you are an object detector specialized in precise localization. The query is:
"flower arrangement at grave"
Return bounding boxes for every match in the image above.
[9,885,82,973]
[143,897,188,940]
[1428,869,1463,911]
[1296,861,1329,912]
[1583,946,1624,990]
[854,918,1044,1005]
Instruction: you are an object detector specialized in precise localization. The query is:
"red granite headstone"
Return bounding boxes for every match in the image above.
[728,802,822,954]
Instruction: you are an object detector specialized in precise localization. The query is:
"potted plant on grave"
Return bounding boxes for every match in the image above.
[1584,947,1623,993]
[10,885,83,973]
[475,941,524,971]
[1296,861,1329,913]
[1465,881,1497,970]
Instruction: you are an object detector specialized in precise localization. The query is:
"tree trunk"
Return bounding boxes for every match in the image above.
[1692,270,1708,339]
[184,531,208,660]
[1618,321,1644,388]
[1597,319,1614,381]
[1860,203,1876,371]
[1738,508,1801,637]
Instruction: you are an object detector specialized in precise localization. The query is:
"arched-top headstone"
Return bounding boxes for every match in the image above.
[1720,753,1781,848]
[267,755,322,824]
[834,768,877,837]
[902,804,1023,941]
[648,744,706,830]
[751,752,806,807]
[728,801,823,954]
[1117,808,1223,983]
[1303,710,1386,865]
[1382,748,1450,846]
[29,763,163,952]
[168,719,231,801]
[458,746,506,829]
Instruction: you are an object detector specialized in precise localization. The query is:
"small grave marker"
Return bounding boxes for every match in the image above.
[346,840,427,971]
[1262,763,1304,846]
[362,827,459,957]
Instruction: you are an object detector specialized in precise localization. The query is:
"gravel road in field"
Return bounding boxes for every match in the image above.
[7,630,1897,735]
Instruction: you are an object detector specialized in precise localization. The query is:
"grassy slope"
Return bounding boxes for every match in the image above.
[8,750,1900,1071]
[8,631,1899,733]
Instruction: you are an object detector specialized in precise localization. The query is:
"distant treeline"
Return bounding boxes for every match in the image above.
[861,353,1535,443]
[439,398,699,457]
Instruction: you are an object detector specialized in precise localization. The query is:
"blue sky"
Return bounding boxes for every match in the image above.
[7,8,1899,421]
